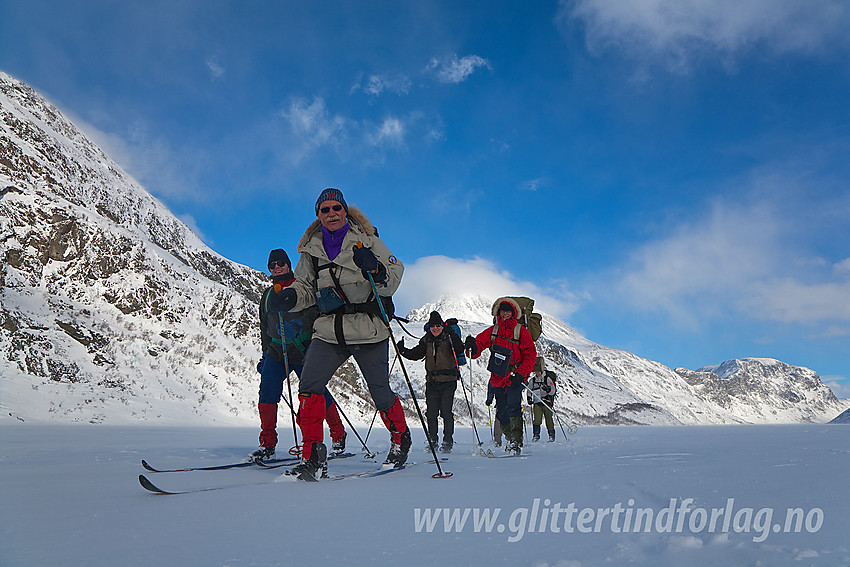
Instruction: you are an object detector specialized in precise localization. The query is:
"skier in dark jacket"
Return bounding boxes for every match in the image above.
[465,298,537,455]
[397,311,464,453]
[251,248,346,462]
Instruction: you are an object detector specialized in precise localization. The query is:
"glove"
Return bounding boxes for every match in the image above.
[279,319,304,342]
[369,261,387,284]
[396,338,404,350]
[527,396,533,405]
[542,384,552,393]
[464,335,477,354]
[256,356,265,373]
[269,287,297,312]
[485,397,492,406]
[510,372,525,386]
[352,245,379,273]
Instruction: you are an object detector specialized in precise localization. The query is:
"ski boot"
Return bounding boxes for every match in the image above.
[331,432,347,455]
[548,430,556,442]
[532,424,541,442]
[287,442,327,481]
[506,441,522,455]
[440,441,453,454]
[249,446,275,462]
[384,429,412,468]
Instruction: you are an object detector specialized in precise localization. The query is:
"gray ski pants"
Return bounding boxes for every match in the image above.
[299,338,397,411]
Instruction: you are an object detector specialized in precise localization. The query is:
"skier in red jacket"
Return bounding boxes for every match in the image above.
[465,298,537,454]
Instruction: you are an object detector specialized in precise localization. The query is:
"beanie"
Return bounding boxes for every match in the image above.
[498,301,515,316]
[267,248,290,271]
[315,188,348,215]
[428,311,444,327]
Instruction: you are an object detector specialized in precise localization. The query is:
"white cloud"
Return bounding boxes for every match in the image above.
[744,279,850,324]
[613,196,850,328]
[177,213,207,243]
[394,255,583,322]
[278,96,425,163]
[205,56,225,80]
[823,377,850,399]
[616,199,780,325]
[367,117,405,147]
[562,0,850,70]
[360,74,411,96]
[426,54,491,84]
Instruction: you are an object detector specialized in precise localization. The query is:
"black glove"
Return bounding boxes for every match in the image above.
[352,245,379,273]
[527,396,533,405]
[256,356,265,373]
[464,335,477,354]
[510,372,525,386]
[396,338,404,350]
[485,397,493,406]
[269,287,297,312]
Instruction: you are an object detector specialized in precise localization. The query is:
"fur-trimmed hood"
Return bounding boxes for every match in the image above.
[491,297,521,319]
[297,205,376,252]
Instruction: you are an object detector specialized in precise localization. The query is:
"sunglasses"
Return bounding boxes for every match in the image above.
[269,260,288,268]
[320,204,344,214]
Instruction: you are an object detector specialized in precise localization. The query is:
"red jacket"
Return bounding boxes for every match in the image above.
[470,315,537,388]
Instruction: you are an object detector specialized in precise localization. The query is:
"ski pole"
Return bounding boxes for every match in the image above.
[325,390,377,459]
[279,316,301,456]
[448,339,483,451]
[356,242,452,479]
[365,353,397,444]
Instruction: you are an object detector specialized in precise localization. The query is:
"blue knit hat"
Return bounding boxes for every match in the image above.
[315,188,348,215]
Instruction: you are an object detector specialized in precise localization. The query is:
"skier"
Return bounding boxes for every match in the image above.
[252,248,347,462]
[465,299,537,455]
[527,356,557,442]
[397,310,464,453]
[269,188,409,480]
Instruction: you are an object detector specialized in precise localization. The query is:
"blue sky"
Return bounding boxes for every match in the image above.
[2,0,849,396]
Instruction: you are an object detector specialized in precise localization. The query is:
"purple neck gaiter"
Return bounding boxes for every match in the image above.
[321,220,349,261]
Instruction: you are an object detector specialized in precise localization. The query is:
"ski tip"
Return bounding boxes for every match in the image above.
[139,474,170,494]
[141,459,155,472]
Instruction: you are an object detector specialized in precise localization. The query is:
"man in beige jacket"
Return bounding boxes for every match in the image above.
[270,188,409,481]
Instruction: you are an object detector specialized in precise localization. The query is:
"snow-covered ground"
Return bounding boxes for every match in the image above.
[1,422,847,566]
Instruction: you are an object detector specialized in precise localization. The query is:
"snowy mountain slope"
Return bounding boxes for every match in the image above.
[829,408,850,424]
[1,71,268,424]
[406,296,848,427]
[1,71,846,428]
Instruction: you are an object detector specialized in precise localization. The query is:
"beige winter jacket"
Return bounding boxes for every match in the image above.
[290,206,404,345]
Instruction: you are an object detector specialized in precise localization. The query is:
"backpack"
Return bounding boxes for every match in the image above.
[490,296,543,343]
[423,317,467,365]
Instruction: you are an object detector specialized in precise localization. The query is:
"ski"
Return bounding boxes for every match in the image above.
[255,451,356,469]
[485,448,527,459]
[140,461,409,494]
[141,456,297,473]
[138,474,273,495]
[328,463,410,480]
[140,451,355,473]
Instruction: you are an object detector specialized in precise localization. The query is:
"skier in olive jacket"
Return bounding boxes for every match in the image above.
[397,310,465,453]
